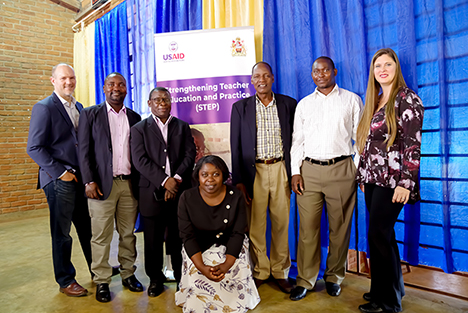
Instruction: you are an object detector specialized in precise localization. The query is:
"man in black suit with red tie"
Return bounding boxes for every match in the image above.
[78,72,142,303]
[130,87,196,297]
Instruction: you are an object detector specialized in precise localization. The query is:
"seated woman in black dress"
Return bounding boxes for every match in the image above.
[175,155,260,313]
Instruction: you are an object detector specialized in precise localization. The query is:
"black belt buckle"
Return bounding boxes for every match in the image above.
[114,174,130,180]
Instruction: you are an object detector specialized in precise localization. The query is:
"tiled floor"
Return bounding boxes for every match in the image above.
[1,210,467,313]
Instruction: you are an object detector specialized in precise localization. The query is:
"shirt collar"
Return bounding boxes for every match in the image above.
[106,101,126,114]
[54,91,76,107]
[255,92,276,107]
[152,113,173,126]
[313,84,340,98]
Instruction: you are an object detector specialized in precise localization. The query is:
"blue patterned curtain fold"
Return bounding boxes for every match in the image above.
[127,0,157,116]
[155,0,202,33]
[264,0,468,274]
[95,1,133,109]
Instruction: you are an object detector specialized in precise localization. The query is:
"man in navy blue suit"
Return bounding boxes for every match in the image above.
[27,63,92,297]
[230,62,297,293]
[78,72,142,303]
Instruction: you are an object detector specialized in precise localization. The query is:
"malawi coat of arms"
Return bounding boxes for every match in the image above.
[231,37,247,56]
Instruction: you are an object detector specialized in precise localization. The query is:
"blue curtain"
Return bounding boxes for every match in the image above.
[264,0,468,274]
[127,0,157,116]
[155,0,202,33]
[95,1,133,109]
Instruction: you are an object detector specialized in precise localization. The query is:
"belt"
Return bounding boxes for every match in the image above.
[255,157,283,164]
[305,155,350,166]
[113,174,131,180]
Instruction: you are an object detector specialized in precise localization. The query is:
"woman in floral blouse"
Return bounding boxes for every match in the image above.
[176,155,260,313]
[355,48,424,313]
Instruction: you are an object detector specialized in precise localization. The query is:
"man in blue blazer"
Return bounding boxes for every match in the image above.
[230,62,297,293]
[27,63,92,297]
[131,87,196,297]
[78,72,142,303]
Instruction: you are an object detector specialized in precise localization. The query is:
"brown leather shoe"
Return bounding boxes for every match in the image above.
[253,278,264,288]
[275,278,294,293]
[59,282,88,297]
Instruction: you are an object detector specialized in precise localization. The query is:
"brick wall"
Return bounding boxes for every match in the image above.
[0,0,77,214]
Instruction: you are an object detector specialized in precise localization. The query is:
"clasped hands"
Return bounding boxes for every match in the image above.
[163,177,181,201]
[194,254,236,282]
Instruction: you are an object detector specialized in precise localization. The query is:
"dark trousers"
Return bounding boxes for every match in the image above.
[43,179,92,288]
[142,199,182,285]
[364,184,405,312]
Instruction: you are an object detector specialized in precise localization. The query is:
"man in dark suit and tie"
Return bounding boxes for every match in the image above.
[230,62,297,293]
[78,72,142,303]
[27,63,92,297]
[130,87,196,297]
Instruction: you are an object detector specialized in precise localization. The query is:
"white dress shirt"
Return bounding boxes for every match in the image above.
[290,84,363,176]
[152,114,182,186]
[55,91,79,130]
[55,92,79,178]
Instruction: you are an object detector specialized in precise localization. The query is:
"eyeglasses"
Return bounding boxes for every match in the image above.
[150,97,171,103]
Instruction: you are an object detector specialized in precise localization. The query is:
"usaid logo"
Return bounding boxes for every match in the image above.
[163,41,185,62]
[169,41,178,52]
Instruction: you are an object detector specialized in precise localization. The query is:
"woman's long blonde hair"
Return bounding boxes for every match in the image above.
[356,48,407,153]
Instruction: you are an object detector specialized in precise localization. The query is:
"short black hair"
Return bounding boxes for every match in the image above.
[252,61,273,75]
[149,87,171,100]
[192,155,230,183]
[314,56,335,69]
[104,72,125,83]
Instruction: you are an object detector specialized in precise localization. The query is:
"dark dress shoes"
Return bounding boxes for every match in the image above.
[59,282,88,297]
[363,292,372,302]
[275,278,294,294]
[359,302,385,313]
[147,281,165,297]
[122,275,143,292]
[325,282,341,296]
[289,286,308,301]
[96,283,111,303]
[253,278,264,288]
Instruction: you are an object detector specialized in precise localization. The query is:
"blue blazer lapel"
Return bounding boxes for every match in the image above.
[52,93,77,140]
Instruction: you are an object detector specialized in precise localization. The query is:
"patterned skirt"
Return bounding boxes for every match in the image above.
[175,236,261,313]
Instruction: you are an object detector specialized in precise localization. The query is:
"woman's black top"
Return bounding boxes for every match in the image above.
[178,185,247,259]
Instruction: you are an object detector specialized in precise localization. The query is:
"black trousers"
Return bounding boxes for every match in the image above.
[364,184,405,312]
[43,179,93,288]
[142,199,182,285]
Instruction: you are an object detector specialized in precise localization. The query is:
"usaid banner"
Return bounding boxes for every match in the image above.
[154,26,256,125]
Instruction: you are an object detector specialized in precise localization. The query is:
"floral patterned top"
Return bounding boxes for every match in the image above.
[356,87,424,203]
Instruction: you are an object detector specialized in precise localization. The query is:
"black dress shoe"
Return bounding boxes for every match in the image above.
[290,286,308,301]
[359,302,384,313]
[147,281,165,297]
[96,283,111,303]
[122,275,143,292]
[111,266,120,277]
[325,282,341,296]
[363,292,372,302]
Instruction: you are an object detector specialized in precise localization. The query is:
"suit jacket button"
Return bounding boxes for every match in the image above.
[164,149,167,152]
[223,219,228,223]
[162,166,165,169]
